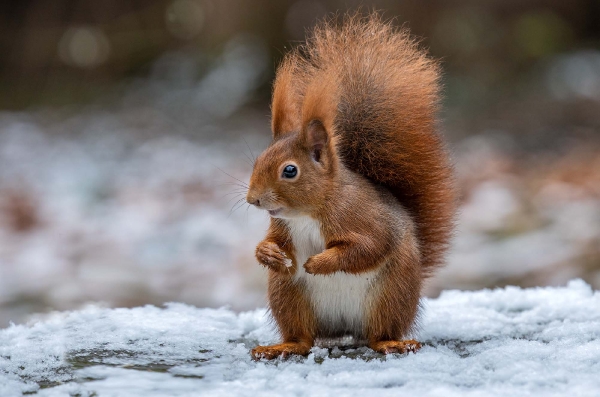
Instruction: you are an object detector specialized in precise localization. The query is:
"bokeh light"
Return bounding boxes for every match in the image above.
[58,26,111,68]
[166,0,204,40]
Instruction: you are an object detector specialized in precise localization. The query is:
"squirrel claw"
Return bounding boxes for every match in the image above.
[256,241,289,272]
[303,255,322,274]
[370,340,421,355]
[303,255,335,275]
[303,262,316,275]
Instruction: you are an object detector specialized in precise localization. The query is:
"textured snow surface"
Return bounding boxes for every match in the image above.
[1,280,599,397]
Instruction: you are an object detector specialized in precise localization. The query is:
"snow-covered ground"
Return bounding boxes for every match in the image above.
[1,280,598,396]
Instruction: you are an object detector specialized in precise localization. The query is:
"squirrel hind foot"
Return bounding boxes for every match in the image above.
[369,340,421,355]
[251,342,312,360]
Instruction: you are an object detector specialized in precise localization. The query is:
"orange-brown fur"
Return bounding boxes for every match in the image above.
[246,13,456,359]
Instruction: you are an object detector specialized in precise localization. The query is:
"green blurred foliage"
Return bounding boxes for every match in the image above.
[513,11,574,59]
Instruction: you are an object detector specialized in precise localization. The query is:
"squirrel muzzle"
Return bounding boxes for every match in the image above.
[246,192,261,207]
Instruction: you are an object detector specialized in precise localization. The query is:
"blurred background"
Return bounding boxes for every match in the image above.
[0,0,599,327]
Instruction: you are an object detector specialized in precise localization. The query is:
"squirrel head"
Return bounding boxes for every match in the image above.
[246,120,338,219]
[247,58,339,218]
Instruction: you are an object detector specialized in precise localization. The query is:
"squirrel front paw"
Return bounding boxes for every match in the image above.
[304,253,336,275]
[256,241,292,272]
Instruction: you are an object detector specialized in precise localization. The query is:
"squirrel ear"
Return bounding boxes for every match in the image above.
[306,120,328,162]
[271,54,302,138]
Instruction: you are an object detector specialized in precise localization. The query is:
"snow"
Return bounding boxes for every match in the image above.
[1,280,599,396]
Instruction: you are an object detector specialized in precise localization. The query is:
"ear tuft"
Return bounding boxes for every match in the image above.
[271,54,303,138]
[306,120,328,162]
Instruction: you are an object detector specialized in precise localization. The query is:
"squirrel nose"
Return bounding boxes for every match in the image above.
[247,195,260,207]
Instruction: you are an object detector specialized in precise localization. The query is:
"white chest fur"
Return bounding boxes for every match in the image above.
[285,216,378,335]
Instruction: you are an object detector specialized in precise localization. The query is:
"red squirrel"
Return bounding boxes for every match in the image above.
[245,13,456,359]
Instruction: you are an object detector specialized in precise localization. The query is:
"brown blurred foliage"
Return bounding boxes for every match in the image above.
[0,190,40,233]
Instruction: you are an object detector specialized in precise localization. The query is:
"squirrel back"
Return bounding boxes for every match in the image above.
[271,13,456,276]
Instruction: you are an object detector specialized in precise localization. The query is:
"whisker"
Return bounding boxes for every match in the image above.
[243,137,257,164]
[212,164,249,188]
[218,187,247,197]
[217,182,250,188]
[221,187,248,194]
[228,198,246,217]
[240,144,255,168]
[229,199,247,217]
[216,182,249,191]
[240,153,254,169]
[219,193,241,201]
[245,203,251,225]
[226,194,245,205]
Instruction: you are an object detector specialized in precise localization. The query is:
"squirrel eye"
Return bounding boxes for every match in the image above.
[282,164,298,179]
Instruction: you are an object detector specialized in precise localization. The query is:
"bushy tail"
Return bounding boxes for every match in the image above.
[272,12,456,276]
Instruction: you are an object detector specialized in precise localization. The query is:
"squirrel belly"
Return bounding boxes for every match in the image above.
[285,214,380,337]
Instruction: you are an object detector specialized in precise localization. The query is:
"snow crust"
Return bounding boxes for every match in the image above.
[1,280,599,396]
